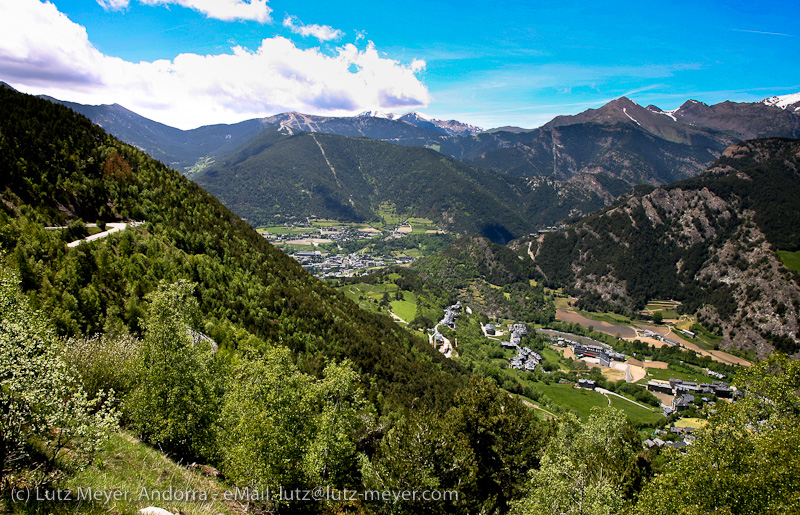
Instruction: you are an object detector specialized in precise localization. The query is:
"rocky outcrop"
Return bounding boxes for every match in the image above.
[527,139,800,358]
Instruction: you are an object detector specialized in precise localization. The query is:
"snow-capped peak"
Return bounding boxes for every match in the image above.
[761,92,800,111]
[401,111,432,121]
[357,110,401,120]
[661,108,678,122]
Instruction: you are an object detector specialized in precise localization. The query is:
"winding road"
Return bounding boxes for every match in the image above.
[67,222,128,248]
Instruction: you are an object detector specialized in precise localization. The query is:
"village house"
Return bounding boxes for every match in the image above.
[577,379,597,390]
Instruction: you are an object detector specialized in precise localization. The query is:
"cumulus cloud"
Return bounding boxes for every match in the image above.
[283,15,344,42]
[97,0,272,23]
[0,0,429,129]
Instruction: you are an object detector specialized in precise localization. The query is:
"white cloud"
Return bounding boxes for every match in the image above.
[283,15,344,42]
[97,0,272,23]
[0,0,429,129]
[97,0,129,9]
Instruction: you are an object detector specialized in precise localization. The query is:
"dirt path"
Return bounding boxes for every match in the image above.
[663,329,751,367]
[390,312,407,325]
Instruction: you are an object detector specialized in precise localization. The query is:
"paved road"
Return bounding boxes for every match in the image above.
[67,223,127,248]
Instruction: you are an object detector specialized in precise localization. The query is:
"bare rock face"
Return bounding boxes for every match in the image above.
[696,214,800,358]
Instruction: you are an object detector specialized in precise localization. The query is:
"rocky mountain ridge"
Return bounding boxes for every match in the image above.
[522,138,800,358]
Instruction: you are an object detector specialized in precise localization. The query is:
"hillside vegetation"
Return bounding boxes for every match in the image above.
[412,236,554,322]
[0,87,559,512]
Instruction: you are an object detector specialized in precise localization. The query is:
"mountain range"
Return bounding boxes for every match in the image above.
[38,89,800,240]
[47,90,800,185]
[191,127,629,242]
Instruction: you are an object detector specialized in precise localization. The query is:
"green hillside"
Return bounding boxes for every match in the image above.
[0,87,473,411]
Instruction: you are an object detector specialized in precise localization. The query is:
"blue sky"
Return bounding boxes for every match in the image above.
[1,0,798,129]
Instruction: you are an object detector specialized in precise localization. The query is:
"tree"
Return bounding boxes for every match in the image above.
[447,377,549,514]
[652,311,663,325]
[125,280,219,458]
[512,408,643,515]
[634,353,800,515]
[364,377,548,514]
[217,348,366,495]
[0,265,117,488]
[362,408,476,515]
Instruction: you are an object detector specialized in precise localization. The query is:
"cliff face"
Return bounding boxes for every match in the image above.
[527,139,800,358]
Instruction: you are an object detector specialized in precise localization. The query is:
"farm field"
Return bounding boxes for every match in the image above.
[258,225,317,235]
[531,382,608,420]
[338,282,418,321]
[390,296,418,322]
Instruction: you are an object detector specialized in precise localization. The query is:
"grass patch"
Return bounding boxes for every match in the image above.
[778,250,800,273]
[339,283,418,317]
[578,309,634,325]
[390,297,418,322]
[541,348,566,368]
[674,417,708,429]
[607,395,663,425]
[673,322,724,351]
[553,297,572,310]
[531,382,608,420]
[2,432,236,514]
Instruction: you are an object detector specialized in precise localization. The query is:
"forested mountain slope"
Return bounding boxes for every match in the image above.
[454,96,800,185]
[51,94,800,190]
[522,138,800,358]
[193,129,537,242]
[0,85,467,411]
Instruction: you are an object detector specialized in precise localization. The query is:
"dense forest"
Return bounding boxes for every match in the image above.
[1,86,800,515]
